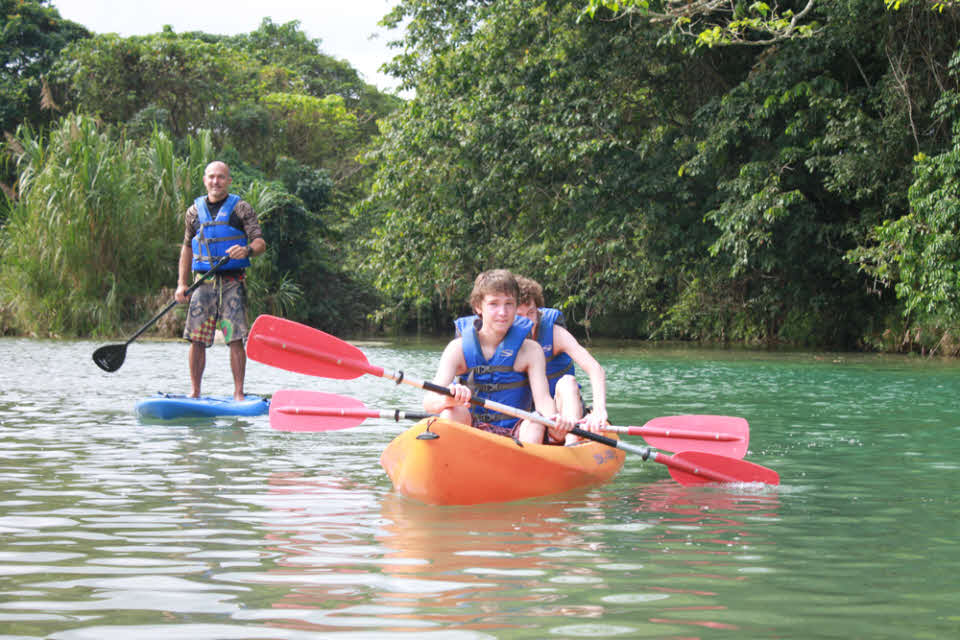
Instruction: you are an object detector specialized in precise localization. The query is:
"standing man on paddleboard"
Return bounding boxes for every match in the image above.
[175,161,266,401]
[424,269,575,444]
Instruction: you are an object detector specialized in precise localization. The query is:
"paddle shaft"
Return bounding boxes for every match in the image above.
[407,376,747,483]
[267,388,745,456]
[423,385,753,483]
[250,332,745,484]
[272,405,433,422]
[124,256,230,346]
[415,384,753,483]
[602,425,742,442]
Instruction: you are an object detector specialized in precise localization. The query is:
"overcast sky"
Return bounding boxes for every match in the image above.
[52,0,405,93]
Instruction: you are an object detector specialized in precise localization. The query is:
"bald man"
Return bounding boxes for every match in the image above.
[175,161,266,401]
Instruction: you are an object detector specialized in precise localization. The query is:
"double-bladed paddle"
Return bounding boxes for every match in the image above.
[604,415,747,458]
[270,389,748,458]
[270,389,434,431]
[93,256,230,372]
[246,314,779,486]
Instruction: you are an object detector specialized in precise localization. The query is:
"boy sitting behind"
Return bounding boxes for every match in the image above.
[515,276,608,444]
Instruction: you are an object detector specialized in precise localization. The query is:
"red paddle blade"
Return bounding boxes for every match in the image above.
[632,415,749,459]
[270,389,435,432]
[247,315,375,380]
[269,390,372,432]
[665,451,780,486]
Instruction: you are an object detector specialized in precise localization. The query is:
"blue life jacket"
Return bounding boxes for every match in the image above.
[457,310,578,398]
[537,308,576,396]
[191,194,250,272]
[456,315,534,430]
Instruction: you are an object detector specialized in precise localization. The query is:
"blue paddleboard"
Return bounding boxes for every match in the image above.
[135,393,270,420]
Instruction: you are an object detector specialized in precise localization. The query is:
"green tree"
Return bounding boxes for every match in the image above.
[226,19,374,104]
[0,0,88,133]
[366,0,745,334]
[581,0,820,47]
[0,0,88,220]
[53,21,401,202]
[260,93,362,180]
[692,1,960,346]
[848,32,960,353]
[54,29,262,140]
[854,150,960,325]
[364,0,960,349]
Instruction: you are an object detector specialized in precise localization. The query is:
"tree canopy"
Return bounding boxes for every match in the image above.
[4,0,960,354]
[1,0,88,218]
[0,0,88,133]
[362,0,960,351]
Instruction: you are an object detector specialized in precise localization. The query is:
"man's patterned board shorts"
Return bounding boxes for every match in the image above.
[183,276,248,347]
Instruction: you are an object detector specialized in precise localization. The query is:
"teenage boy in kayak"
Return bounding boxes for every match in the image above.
[515,276,608,445]
[424,269,575,444]
[175,161,266,402]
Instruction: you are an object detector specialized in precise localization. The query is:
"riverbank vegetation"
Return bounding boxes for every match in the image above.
[3,0,960,355]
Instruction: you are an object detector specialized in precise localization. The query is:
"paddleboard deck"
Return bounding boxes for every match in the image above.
[135,393,269,420]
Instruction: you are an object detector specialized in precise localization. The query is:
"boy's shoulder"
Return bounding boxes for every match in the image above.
[551,323,578,346]
[516,337,546,365]
[442,336,464,351]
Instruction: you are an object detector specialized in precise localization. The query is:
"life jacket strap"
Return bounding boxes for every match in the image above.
[547,361,574,380]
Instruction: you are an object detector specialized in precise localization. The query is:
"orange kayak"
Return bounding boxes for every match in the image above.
[379,417,626,505]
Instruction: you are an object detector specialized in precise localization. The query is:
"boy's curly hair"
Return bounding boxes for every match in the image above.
[515,275,544,308]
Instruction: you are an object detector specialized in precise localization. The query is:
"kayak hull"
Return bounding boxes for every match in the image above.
[379,417,626,505]
[135,394,269,420]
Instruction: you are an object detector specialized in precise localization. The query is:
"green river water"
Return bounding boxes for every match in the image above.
[0,336,957,639]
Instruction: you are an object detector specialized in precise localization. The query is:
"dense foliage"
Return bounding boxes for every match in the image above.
[359,0,960,351]
[1,116,212,335]
[4,0,960,354]
[0,0,87,135]
[0,0,88,221]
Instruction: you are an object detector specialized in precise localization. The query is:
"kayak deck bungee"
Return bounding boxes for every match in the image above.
[380,417,626,506]
[135,393,269,420]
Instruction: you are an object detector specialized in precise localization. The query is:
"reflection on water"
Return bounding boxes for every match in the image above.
[230,470,785,637]
[0,338,958,638]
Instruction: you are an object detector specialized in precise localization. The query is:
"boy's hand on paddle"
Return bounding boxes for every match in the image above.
[447,383,472,407]
[548,414,575,442]
[579,410,608,434]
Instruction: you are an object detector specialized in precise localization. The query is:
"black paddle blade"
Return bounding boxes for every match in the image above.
[92,344,127,372]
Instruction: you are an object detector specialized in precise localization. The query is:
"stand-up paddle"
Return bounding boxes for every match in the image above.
[269,389,434,432]
[246,315,780,486]
[275,389,748,458]
[92,256,230,372]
